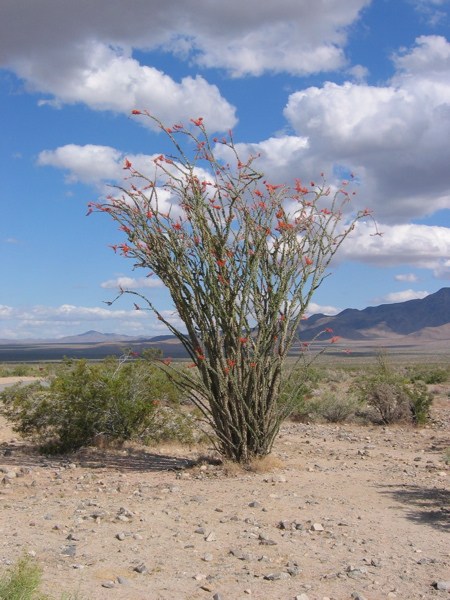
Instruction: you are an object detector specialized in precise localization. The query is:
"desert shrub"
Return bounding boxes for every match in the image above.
[355,374,433,425]
[141,405,207,445]
[356,375,411,424]
[0,353,184,453]
[355,348,434,425]
[282,365,320,422]
[405,364,449,385]
[0,554,49,600]
[408,380,434,424]
[310,392,359,423]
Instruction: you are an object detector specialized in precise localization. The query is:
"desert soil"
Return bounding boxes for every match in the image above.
[0,377,449,600]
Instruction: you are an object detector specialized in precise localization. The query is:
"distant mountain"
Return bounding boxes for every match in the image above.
[298,287,450,341]
[0,330,151,345]
[1,289,450,355]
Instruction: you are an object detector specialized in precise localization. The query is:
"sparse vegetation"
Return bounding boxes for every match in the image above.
[0,352,203,453]
[309,391,359,423]
[405,363,449,385]
[0,554,49,600]
[354,349,434,425]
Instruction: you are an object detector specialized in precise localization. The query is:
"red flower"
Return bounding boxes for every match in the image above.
[131,110,141,115]
[331,336,341,343]
[134,303,140,310]
[228,359,236,367]
[123,159,132,170]
[239,337,247,343]
[216,259,227,267]
[172,222,181,230]
[190,117,203,126]
[187,363,197,368]
[325,327,333,332]
[305,257,313,265]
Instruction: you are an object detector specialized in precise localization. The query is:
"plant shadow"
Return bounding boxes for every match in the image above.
[0,441,197,472]
[378,483,450,532]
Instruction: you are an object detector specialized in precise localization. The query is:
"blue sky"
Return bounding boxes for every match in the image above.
[1,0,450,340]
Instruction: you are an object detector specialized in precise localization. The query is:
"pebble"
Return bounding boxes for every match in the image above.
[263,572,290,580]
[101,581,115,588]
[133,563,149,574]
[434,581,450,591]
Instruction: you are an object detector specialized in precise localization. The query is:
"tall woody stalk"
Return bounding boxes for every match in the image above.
[91,112,373,463]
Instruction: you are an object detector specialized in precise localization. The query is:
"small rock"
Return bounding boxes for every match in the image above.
[202,553,213,562]
[434,581,450,591]
[310,523,324,532]
[115,533,125,541]
[205,531,216,542]
[101,581,115,588]
[133,563,149,574]
[249,501,260,508]
[294,595,309,600]
[263,572,290,580]
[61,545,76,557]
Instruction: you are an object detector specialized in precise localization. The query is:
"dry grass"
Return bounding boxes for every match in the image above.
[247,454,284,473]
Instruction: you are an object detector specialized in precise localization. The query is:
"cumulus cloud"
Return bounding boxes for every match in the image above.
[284,35,450,223]
[0,0,373,129]
[395,273,421,282]
[100,276,164,290]
[306,302,342,316]
[336,221,450,272]
[433,258,450,279]
[0,303,179,340]
[374,289,430,304]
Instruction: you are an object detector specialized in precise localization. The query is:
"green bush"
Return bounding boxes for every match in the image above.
[405,364,449,385]
[309,392,359,423]
[0,353,185,453]
[355,373,433,425]
[408,380,434,424]
[0,554,49,600]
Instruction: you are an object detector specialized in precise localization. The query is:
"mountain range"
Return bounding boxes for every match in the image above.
[1,288,449,360]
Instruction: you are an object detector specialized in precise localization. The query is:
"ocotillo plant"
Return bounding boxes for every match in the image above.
[91,112,374,463]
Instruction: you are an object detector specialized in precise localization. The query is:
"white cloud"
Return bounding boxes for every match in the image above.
[100,276,164,290]
[37,144,124,184]
[394,273,420,282]
[0,303,177,340]
[283,35,450,223]
[374,289,429,304]
[433,258,450,279]
[306,302,342,316]
[0,0,373,129]
[337,221,450,272]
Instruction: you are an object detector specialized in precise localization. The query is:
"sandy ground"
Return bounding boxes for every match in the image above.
[0,377,449,600]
